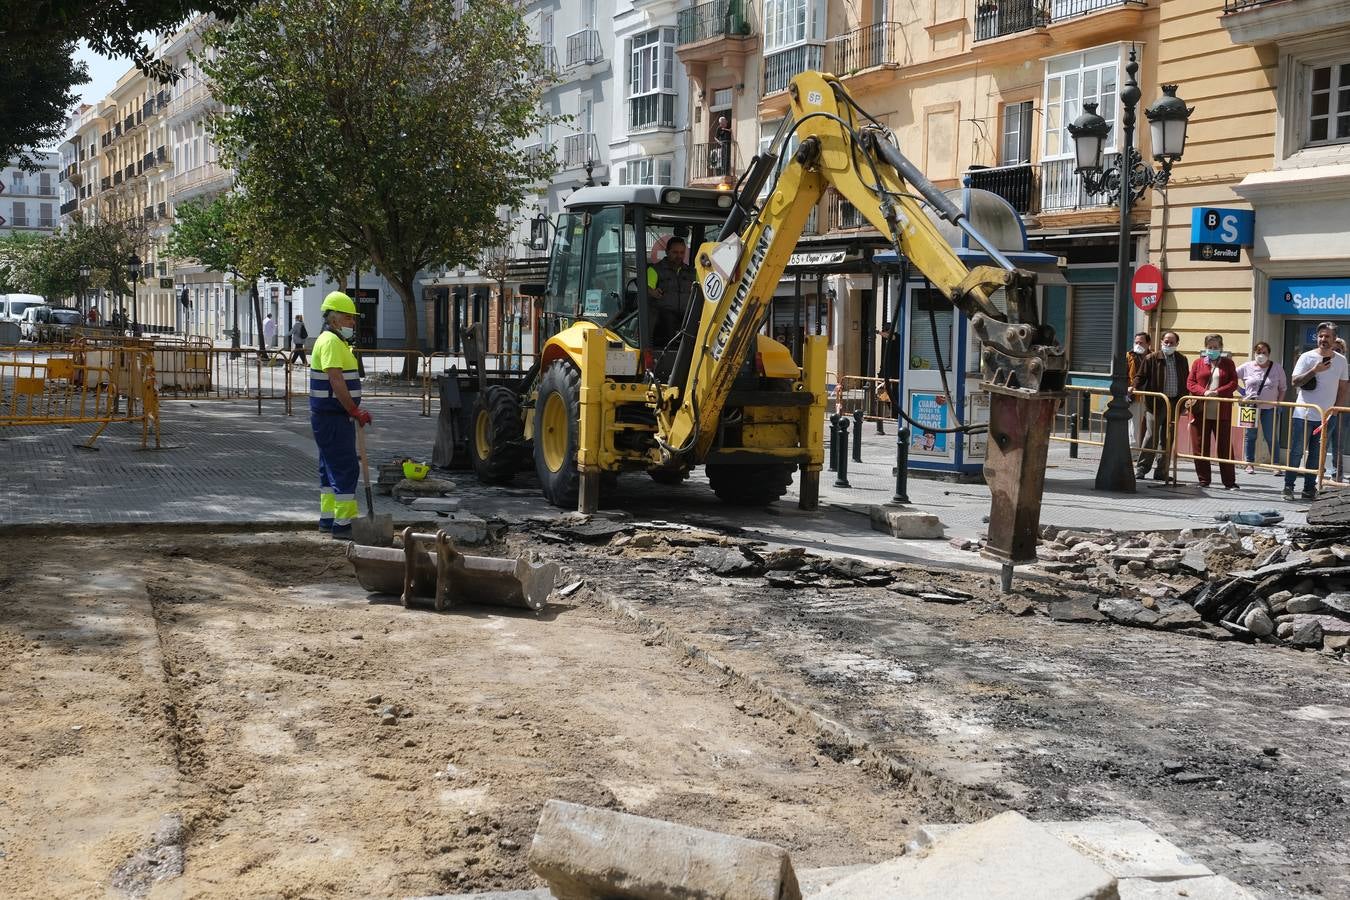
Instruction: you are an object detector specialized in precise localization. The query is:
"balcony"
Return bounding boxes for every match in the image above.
[11,217,28,228]
[764,43,823,95]
[689,140,742,184]
[144,205,156,221]
[157,202,167,219]
[628,94,677,133]
[113,171,123,186]
[39,217,55,229]
[677,0,755,45]
[125,164,136,180]
[154,146,169,167]
[142,98,157,119]
[123,115,134,132]
[143,152,155,171]
[1039,156,1116,213]
[1222,0,1350,44]
[168,160,234,202]
[826,189,869,231]
[101,133,111,148]
[565,29,604,69]
[830,22,906,76]
[60,199,78,215]
[101,176,112,192]
[973,0,1144,41]
[63,162,80,183]
[562,132,601,171]
[967,163,1039,215]
[165,82,218,123]
[533,44,559,76]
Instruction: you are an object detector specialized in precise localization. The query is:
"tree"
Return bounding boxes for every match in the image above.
[72,214,152,316]
[204,0,558,374]
[0,233,44,293]
[0,34,88,168]
[1,2,254,166]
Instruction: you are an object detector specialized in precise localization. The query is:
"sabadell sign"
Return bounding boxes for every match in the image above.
[1268,278,1350,316]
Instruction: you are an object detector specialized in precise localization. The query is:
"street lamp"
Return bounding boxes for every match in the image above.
[1067,47,1193,493]
[78,264,91,317]
[126,253,141,336]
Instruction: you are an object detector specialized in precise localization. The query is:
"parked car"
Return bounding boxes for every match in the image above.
[0,293,48,324]
[20,305,83,343]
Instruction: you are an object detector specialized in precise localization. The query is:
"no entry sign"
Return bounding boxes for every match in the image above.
[1132,264,1164,312]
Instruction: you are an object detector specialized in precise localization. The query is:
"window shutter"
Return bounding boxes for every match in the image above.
[907,289,954,373]
[658,158,671,185]
[1068,284,1114,374]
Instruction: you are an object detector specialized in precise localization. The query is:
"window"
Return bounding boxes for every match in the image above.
[1308,61,1350,145]
[764,0,822,51]
[1000,100,1034,165]
[1042,45,1121,160]
[908,289,953,372]
[624,157,673,185]
[39,173,52,194]
[12,201,26,227]
[628,28,677,131]
[39,203,53,227]
[541,12,553,45]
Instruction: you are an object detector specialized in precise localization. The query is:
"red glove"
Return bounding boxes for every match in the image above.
[351,407,372,427]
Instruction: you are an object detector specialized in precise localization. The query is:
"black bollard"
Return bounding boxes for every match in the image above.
[1069,393,1081,459]
[835,419,852,488]
[828,414,841,471]
[893,424,910,503]
[852,409,864,462]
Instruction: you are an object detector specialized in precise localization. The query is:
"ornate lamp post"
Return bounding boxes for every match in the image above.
[1067,47,1193,493]
[78,264,91,316]
[126,253,141,336]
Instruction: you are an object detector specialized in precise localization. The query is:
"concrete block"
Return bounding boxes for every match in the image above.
[1042,820,1212,881]
[869,505,945,539]
[527,800,802,900]
[437,513,488,545]
[814,811,1118,900]
[1116,875,1257,899]
[410,498,462,513]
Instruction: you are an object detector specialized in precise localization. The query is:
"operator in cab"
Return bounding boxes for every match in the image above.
[309,291,371,539]
[647,236,694,350]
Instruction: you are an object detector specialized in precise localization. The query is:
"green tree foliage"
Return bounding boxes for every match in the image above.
[1,2,253,166]
[204,0,558,367]
[0,34,88,168]
[0,233,44,294]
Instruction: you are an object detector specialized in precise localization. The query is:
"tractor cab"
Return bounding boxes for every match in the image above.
[538,185,735,380]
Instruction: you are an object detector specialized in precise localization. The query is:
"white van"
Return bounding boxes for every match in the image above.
[0,294,48,323]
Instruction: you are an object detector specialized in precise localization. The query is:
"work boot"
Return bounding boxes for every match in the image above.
[330,525,353,540]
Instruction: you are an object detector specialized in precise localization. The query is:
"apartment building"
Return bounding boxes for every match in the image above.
[612,0,693,190]
[1,152,60,237]
[1149,0,1350,373]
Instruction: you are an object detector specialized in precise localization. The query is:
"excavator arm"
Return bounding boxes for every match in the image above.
[664,71,1067,579]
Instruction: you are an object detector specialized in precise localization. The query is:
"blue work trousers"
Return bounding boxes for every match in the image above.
[311,411,359,531]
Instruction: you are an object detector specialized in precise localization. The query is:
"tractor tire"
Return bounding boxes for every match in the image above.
[470,385,526,485]
[706,461,795,506]
[533,360,582,508]
[647,467,689,486]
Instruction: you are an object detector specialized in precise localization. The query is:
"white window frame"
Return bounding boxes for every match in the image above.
[764,0,823,52]
[624,157,673,186]
[1041,44,1126,163]
[1000,99,1034,166]
[1306,60,1350,147]
[628,28,675,99]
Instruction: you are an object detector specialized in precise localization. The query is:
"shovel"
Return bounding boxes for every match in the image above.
[351,422,394,546]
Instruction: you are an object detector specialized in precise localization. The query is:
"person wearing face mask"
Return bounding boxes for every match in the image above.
[1285,321,1349,500]
[1185,333,1239,489]
[1126,331,1151,448]
[309,291,372,539]
[1235,341,1286,475]
[1134,330,1188,480]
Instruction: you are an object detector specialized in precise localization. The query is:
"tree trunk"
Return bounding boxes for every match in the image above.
[391,276,420,380]
[252,281,266,352]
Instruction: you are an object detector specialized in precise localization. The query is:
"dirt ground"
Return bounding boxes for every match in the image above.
[0,532,934,899]
[544,529,1350,899]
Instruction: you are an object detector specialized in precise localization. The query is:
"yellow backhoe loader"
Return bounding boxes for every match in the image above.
[467,71,1067,580]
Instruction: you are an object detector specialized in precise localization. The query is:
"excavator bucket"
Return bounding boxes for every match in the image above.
[346,527,558,612]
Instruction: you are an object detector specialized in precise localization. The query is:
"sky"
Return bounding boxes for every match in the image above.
[74,40,136,110]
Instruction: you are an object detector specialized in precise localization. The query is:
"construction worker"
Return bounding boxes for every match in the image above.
[310,291,371,538]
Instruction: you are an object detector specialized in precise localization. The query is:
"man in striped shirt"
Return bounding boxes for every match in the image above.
[310,291,372,538]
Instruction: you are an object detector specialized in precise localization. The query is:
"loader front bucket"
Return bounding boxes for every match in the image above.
[346,528,558,613]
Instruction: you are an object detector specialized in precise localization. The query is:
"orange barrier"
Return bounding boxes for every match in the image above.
[1172,395,1324,486]
[1053,385,1174,472]
[0,354,160,449]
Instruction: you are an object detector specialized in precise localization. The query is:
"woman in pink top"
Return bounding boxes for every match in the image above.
[1235,340,1286,475]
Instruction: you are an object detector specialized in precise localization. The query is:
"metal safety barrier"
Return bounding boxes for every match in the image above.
[1316,406,1350,490]
[1053,385,1174,470]
[1171,395,1325,486]
[0,353,160,448]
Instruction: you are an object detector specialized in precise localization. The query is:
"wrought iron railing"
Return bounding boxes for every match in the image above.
[764,43,824,95]
[967,163,1039,214]
[562,132,601,170]
[677,0,755,45]
[1039,156,1116,212]
[534,44,559,75]
[689,141,741,182]
[827,189,868,230]
[59,199,78,215]
[566,29,603,68]
[974,0,1049,40]
[830,22,904,75]
[1048,0,1145,21]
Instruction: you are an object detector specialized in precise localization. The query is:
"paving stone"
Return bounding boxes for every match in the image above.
[813,811,1117,900]
[436,513,489,545]
[527,800,801,900]
[1051,598,1107,624]
[1318,592,1350,614]
[869,505,944,539]
[1153,605,1202,630]
[410,497,461,513]
[1097,597,1161,628]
